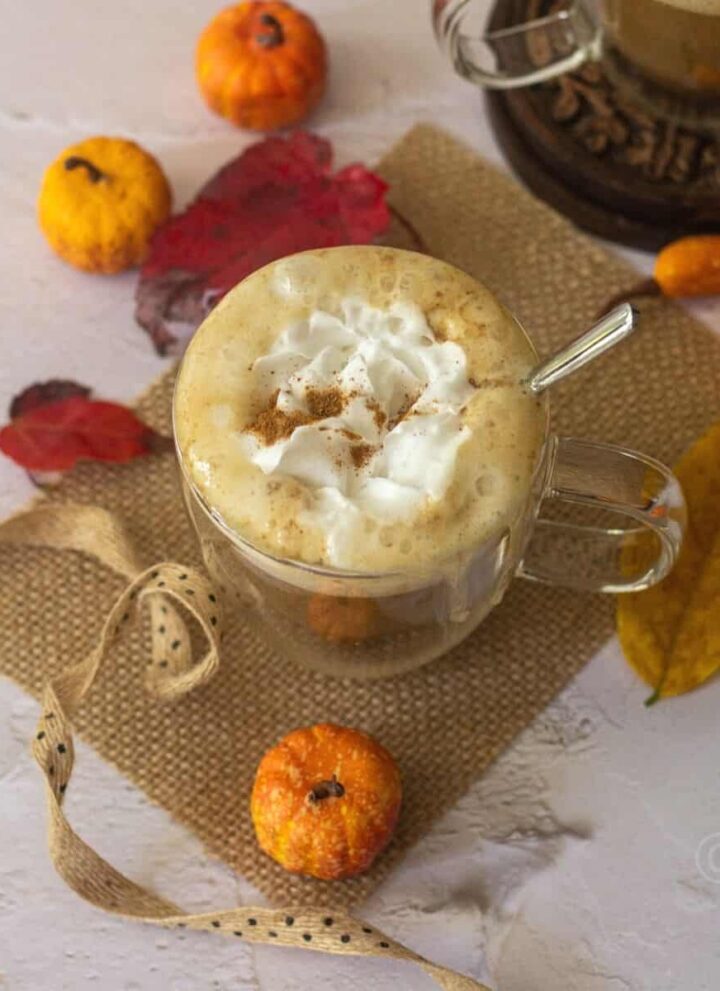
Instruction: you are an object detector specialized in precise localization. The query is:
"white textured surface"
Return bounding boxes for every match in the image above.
[1,2,720,989]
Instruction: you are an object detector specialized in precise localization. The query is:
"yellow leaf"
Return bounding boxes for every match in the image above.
[617,421,720,704]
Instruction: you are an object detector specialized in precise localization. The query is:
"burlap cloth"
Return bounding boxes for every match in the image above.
[1,125,719,987]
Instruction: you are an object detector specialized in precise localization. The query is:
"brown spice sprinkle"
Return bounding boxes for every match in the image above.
[366,398,387,429]
[305,386,345,419]
[246,384,405,458]
[386,394,417,432]
[470,375,515,389]
[246,386,348,446]
[350,443,376,469]
[247,407,313,445]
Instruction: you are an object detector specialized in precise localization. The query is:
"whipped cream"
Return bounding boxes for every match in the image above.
[242,299,474,565]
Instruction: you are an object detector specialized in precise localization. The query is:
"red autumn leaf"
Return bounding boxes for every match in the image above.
[135,131,390,355]
[0,380,169,472]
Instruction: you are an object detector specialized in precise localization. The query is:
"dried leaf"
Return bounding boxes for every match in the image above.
[617,421,720,703]
[9,379,90,419]
[0,379,169,473]
[135,131,391,354]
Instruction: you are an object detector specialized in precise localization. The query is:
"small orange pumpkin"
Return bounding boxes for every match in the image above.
[599,234,720,315]
[196,1,327,131]
[654,235,720,298]
[38,137,172,275]
[251,723,402,880]
[307,593,379,643]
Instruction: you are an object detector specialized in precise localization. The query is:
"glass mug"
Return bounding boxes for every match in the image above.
[433,0,720,125]
[174,262,686,682]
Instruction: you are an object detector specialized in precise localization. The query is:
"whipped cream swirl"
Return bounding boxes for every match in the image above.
[242,298,474,565]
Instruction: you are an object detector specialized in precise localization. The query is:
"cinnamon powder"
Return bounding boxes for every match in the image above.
[386,393,417,431]
[350,443,376,469]
[246,385,392,467]
[366,398,387,429]
[246,407,313,445]
[305,386,345,419]
[246,386,347,446]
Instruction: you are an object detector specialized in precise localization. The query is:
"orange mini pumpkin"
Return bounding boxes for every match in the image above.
[307,593,379,643]
[251,723,402,880]
[196,1,327,131]
[38,136,171,274]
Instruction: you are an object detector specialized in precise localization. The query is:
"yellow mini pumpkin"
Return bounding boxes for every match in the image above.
[38,137,172,275]
[196,1,327,131]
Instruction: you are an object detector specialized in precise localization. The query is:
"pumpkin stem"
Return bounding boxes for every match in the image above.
[308,774,345,803]
[256,12,285,48]
[64,157,106,184]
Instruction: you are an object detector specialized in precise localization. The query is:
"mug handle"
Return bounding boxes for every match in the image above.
[433,0,600,90]
[519,437,686,593]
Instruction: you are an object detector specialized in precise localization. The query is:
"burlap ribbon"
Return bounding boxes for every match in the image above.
[0,503,490,991]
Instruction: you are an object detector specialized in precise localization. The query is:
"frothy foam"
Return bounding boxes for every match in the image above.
[174,246,547,573]
[242,299,474,564]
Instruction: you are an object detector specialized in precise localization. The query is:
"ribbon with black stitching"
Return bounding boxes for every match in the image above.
[0,503,491,991]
